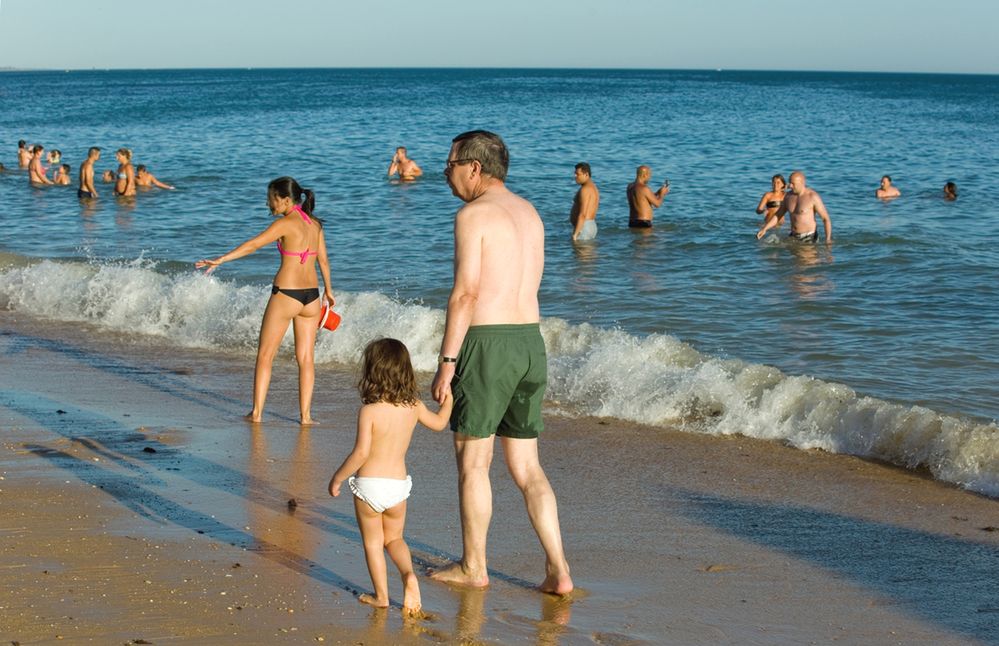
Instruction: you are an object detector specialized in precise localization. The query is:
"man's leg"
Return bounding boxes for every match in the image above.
[431,433,495,587]
[502,436,573,594]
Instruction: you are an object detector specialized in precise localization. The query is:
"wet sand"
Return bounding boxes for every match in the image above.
[2,312,998,645]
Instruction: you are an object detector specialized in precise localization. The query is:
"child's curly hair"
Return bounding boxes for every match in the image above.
[358,338,419,406]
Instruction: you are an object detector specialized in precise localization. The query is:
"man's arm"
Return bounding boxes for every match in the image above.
[408,162,423,178]
[431,207,483,403]
[756,201,787,239]
[83,166,98,196]
[814,193,832,243]
[150,174,175,190]
[572,185,597,240]
[644,184,668,208]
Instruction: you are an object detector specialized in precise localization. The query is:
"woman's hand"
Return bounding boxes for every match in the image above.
[195,259,221,275]
[324,290,335,307]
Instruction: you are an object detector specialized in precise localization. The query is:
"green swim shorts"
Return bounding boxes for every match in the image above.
[450,323,547,439]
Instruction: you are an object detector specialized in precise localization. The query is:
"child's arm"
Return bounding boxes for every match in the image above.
[416,392,453,432]
[328,407,374,497]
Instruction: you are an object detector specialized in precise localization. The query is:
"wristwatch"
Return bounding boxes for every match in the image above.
[439,355,457,364]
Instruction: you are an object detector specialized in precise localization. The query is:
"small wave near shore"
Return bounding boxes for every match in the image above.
[2,256,997,497]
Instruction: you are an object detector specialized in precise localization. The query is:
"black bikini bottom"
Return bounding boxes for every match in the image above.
[272,285,320,305]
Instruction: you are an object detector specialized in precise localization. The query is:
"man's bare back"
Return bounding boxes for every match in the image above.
[627,165,668,226]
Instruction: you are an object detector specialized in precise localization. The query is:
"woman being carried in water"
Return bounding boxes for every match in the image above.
[755,174,787,229]
[196,176,335,424]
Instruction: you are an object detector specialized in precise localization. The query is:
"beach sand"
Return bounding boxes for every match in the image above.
[2,311,998,645]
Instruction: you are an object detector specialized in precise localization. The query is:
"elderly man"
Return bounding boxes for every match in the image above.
[430,130,573,595]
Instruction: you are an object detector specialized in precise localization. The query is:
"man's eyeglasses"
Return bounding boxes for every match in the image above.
[445,158,476,170]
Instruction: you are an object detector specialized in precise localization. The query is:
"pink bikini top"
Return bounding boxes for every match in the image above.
[276,205,318,264]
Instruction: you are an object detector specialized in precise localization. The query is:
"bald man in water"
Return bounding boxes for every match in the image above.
[757,170,832,243]
[626,165,669,228]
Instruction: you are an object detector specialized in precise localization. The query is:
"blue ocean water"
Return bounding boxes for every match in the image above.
[1,68,998,493]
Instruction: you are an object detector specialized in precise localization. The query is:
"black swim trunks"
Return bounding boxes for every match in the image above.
[77,189,94,199]
[789,230,818,243]
[628,219,653,229]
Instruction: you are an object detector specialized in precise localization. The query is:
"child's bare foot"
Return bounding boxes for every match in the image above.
[401,572,422,615]
[538,572,574,596]
[358,593,389,608]
[430,562,489,588]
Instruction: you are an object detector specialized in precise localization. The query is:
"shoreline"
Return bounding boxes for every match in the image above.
[2,311,999,644]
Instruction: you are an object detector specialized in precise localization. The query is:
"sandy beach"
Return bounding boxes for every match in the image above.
[2,310,998,645]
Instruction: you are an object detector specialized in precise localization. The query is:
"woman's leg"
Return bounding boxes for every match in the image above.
[248,294,299,421]
[292,300,321,424]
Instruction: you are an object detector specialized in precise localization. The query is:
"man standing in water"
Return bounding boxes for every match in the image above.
[430,130,573,595]
[757,170,832,243]
[18,140,32,168]
[78,147,101,199]
[570,162,599,241]
[627,165,669,228]
[387,146,423,181]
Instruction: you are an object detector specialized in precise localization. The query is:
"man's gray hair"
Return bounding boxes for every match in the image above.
[451,130,509,181]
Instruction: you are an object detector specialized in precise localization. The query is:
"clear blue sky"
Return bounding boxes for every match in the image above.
[1,0,996,74]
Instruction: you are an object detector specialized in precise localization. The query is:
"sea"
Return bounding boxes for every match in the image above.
[1,68,997,495]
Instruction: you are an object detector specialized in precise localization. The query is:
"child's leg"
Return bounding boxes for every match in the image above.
[354,498,389,607]
[382,501,421,614]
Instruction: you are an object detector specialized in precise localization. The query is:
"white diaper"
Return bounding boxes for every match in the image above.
[348,475,413,512]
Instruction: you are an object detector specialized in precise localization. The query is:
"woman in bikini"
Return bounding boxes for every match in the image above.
[114,148,136,197]
[755,174,787,229]
[196,176,335,424]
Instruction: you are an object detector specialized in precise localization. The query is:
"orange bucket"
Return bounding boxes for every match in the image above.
[318,303,341,332]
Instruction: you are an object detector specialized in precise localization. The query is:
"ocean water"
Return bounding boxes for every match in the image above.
[1,68,997,494]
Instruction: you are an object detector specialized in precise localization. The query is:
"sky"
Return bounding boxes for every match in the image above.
[0,0,996,74]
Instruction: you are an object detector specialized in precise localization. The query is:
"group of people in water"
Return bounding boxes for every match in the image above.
[11,139,174,198]
[196,131,573,617]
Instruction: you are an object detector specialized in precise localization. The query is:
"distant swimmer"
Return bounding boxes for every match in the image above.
[28,145,53,185]
[196,176,335,424]
[136,165,175,190]
[0,163,6,173]
[52,164,72,186]
[101,170,115,183]
[78,147,101,199]
[943,181,958,201]
[756,174,787,229]
[387,146,423,181]
[757,170,832,243]
[875,175,901,200]
[47,149,62,166]
[17,140,32,168]
[114,148,136,196]
[627,165,669,228]
[570,162,599,241]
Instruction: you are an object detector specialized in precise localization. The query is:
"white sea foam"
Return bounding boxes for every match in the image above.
[2,258,997,496]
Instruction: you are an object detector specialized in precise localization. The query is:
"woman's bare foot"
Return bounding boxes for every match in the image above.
[358,593,389,608]
[430,562,489,588]
[243,412,262,423]
[539,572,574,596]
[401,572,422,616]
[300,417,317,426]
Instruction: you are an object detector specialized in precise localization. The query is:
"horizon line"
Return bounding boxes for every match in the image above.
[0,65,996,78]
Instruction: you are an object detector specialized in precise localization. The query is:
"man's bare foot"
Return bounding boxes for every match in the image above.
[401,572,422,615]
[243,412,262,423]
[430,562,489,588]
[539,572,574,596]
[358,593,389,608]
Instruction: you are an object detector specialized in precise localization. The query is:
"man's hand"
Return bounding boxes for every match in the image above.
[431,363,456,404]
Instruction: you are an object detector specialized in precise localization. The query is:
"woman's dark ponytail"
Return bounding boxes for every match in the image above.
[268,176,322,227]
